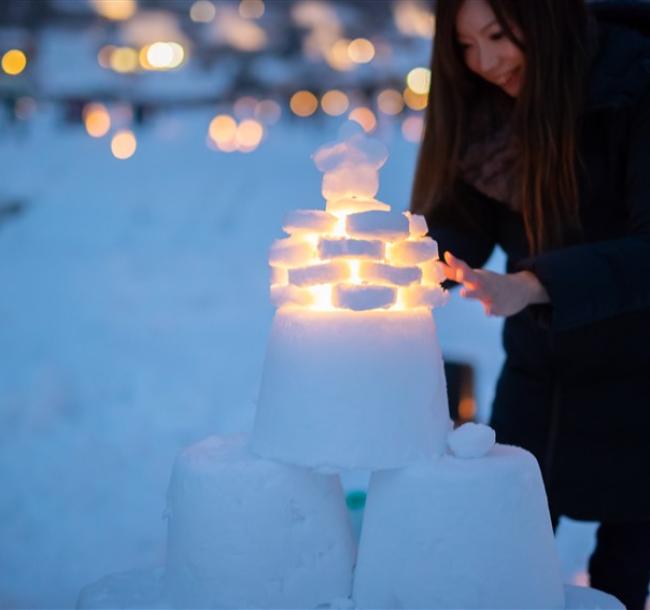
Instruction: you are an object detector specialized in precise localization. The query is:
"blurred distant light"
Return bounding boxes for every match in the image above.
[190,0,216,23]
[347,38,375,64]
[111,130,137,159]
[15,96,36,120]
[234,96,258,119]
[255,99,281,125]
[377,89,404,115]
[91,0,137,21]
[110,47,139,73]
[321,90,349,116]
[239,0,264,19]
[144,41,184,69]
[1,49,27,76]
[83,103,111,138]
[406,66,431,95]
[349,107,377,133]
[236,119,264,151]
[403,87,428,111]
[290,90,318,117]
[209,114,237,145]
[394,0,435,38]
[97,45,116,69]
[325,39,355,71]
[402,115,425,143]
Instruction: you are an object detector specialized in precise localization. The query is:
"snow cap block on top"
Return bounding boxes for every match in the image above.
[448,422,496,458]
[404,212,429,238]
[283,210,339,234]
[322,165,378,201]
[346,211,410,241]
[353,445,565,609]
[269,238,315,268]
[359,262,421,286]
[326,196,390,216]
[389,237,439,265]
[333,284,396,311]
[401,285,449,309]
[319,237,384,260]
[165,435,355,609]
[289,261,350,287]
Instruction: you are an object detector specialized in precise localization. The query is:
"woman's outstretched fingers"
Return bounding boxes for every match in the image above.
[444,251,477,285]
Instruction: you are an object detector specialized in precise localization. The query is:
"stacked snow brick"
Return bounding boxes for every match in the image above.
[268,197,449,311]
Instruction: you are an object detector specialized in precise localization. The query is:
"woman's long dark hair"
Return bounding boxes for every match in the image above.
[410,0,590,254]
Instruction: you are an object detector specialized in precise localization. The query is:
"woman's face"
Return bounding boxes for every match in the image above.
[455,0,525,97]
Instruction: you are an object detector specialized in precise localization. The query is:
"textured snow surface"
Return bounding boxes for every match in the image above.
[165,435,355,608]
[354,445,565,609]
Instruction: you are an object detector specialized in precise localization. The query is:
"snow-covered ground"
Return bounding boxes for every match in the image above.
[0,106,605,608]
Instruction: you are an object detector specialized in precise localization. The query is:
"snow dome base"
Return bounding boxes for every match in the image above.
[251,308,450,470]
[164,435,355,609]
[353,444,565,610]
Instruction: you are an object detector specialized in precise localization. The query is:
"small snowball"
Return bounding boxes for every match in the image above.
[269,238,315,268]
[447,422,496,459]
[270,284,314,307]
[289,261,350,287]
[326,196,390,215]
[319,238,384,260]
[346,211,410,241]
[322,164,379,201]
[404,211,429,238]
[400,285,449,309]
[283,209,338,234]
[388,238,439,265]
[333,284,396,311]
[420,260,446,285]
[270,265,288,286]
[359,262,421,286]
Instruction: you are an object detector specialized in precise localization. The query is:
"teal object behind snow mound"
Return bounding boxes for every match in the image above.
[346,490,366,511]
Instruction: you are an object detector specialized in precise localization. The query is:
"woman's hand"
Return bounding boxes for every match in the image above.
[442,251,549,317]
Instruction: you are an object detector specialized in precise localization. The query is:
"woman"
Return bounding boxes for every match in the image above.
[411,0,650,608]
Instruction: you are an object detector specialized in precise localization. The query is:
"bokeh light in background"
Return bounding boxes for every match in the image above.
[143,42,185,70]
[377,89,405,115]
[406,66,431,95]
[111,130,138,159]
[190,0,216,23]
[110,47,138,73]
[401,115,425,143]
[290,91,319,117]
[403,87,428,111]
[321,90,349,116]
[2,49,28,76]
[349,107,377,133]
[90,0,137,21]
[239,0,265,19]
[394,0,436,38]
[209,114,237,146]
[234,96,258,119]
[236,119,264,152]
[83,103,111,138]
[255,100,282,125]
[347,38,375,64]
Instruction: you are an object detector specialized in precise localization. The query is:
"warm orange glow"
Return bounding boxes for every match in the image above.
[347,38,375,64]
[325,39,355,71]
[394,1,435,38]
[239,0,264,19]
[308,285,336,311]
[83,103,111,138]
[349,107,377,133]
[111,130,137,159]
[290,91,318,117]
[236,119,264,151]
[321,90,349,116]
[209,114,237,145]
[91,0,137,20]
[377,89,404,115]
[402,115,425,142]
[403,87,428,111]
[190,0,216,22]
[142,42,184,70]
[406,66,431,95]
[1,49,27,76]
[234,96,258,119]
[255,99,281,124]
[110,47,138,73]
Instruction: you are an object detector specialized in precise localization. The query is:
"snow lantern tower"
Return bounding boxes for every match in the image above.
[251,132,452,470]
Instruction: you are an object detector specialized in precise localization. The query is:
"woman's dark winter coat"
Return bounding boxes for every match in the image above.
[425,22,650,521]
